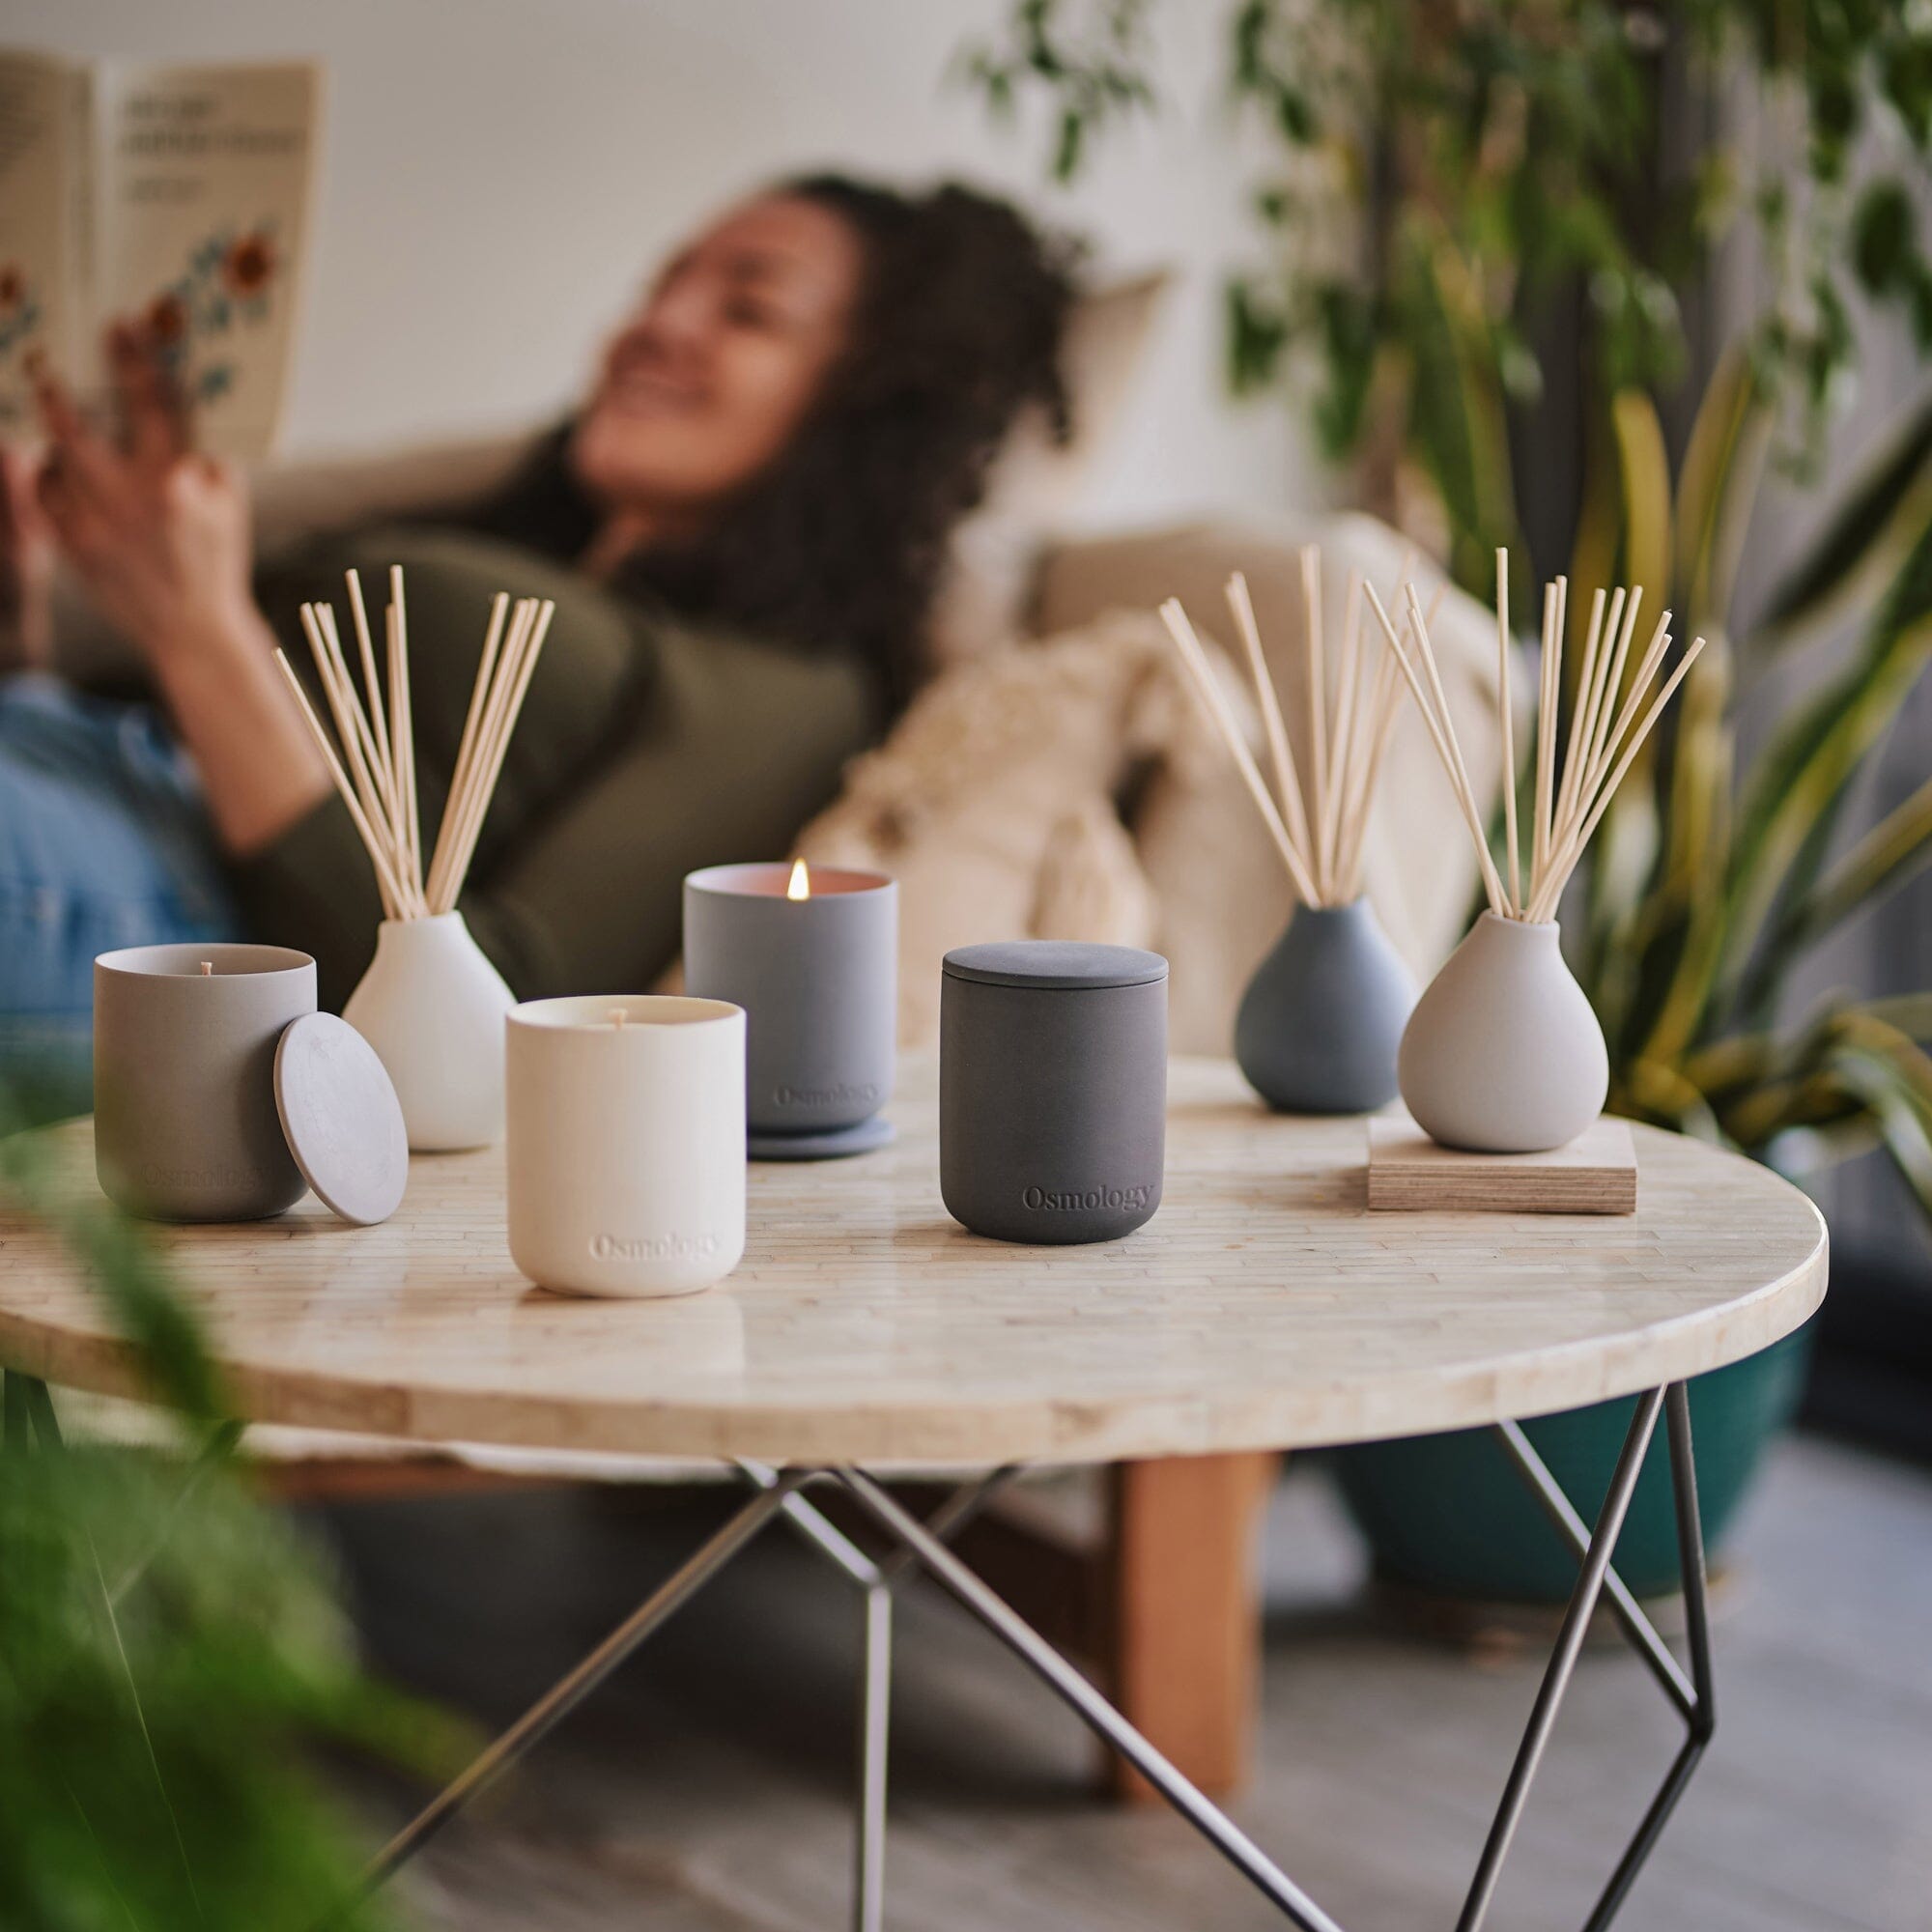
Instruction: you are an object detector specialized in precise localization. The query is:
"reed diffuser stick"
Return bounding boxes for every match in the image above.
[432,600,555,913]
[1531,581,1558,900]
[1160,598,1321,902]
[1225,572,1315,873]
[344,569,396,807]
[387,569,422,896]
[314,605,393,834]
[1302,547,1331,895]
[274,651,410,918]
[1582,608,1673,809]
[299,604,410,908]
[1363,584,1507,917]
[1528,636,1707,922]
[1160,552,1433,910]
[1380,549,1702,926]
[1573,585,1637,833]
[1325,569,1366,897]
[288,569,555,928]
[1495,551,1520,916]
[1555,586,1613,843]
[425,592,513,914]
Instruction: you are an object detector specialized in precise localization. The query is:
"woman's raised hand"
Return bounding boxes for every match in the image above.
[32,324,257,667]
[0,440,54,672]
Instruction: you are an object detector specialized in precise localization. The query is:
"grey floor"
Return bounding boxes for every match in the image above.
[318,1435,1932,1932]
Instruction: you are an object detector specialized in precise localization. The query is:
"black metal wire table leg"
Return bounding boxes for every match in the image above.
[1475,1379,1716,1930]
[345,1470,809,1914]
[833,1378,1714,1932]
[1577,1382,1715,1931]
[834,1465,1350,1932]
[11,1368,1717,1932]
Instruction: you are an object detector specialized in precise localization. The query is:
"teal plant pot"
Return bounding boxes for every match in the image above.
[1330,1325,1813,1602]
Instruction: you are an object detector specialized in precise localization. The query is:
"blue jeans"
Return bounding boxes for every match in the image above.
[0,676,236,1118]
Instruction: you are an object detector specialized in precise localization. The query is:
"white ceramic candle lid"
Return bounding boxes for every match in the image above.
[271,1013,410,1226]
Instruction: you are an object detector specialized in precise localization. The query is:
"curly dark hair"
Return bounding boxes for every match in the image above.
[476,175,1081,709]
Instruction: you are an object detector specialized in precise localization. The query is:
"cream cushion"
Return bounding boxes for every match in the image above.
[799,512,1500,1055]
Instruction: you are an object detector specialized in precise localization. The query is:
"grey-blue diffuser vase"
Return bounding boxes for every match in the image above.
[1160,550,1428,1116]
[1236,899,1417,1113]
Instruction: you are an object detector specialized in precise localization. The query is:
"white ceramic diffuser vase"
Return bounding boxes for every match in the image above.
[344,912,516,1151]
[1398,912,1607,1152]
[278,569,560,1153]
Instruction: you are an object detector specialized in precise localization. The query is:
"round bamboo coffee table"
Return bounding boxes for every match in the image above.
[0,1056,1826,1932]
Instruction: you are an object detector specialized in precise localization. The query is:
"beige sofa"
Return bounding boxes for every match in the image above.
[49,425,1498,1049]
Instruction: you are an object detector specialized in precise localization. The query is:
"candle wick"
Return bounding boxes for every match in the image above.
[610,1008,627,1030]
[199,961,213,977]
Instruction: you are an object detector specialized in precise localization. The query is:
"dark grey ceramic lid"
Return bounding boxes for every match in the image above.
[272,1013,410,1226]
[942,941,1169,991]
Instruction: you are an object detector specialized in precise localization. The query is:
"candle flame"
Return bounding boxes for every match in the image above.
[786,857,810,901]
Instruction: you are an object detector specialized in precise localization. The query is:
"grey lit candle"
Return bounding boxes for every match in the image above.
[682,861,897,1159]
[94,943,317,1222]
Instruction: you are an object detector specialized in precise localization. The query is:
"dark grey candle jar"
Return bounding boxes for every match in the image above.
[940,941,1167,1245]
[95,943,317,1222]
[683,862,897,1159]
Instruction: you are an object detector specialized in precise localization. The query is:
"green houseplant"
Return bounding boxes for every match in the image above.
[963,0,1932,1598]
[0,1106,460,1930]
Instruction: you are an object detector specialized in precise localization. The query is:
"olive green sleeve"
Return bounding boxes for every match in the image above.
[224,793,391,1013]
[450,624,878,1000]
[227,622,877,1011]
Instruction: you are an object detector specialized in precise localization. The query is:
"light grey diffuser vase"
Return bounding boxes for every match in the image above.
[1398,912,1608,1152]
[1235,899,1417,1114]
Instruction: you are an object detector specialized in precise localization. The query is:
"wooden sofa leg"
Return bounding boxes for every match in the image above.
[1101,1451,1279,1802]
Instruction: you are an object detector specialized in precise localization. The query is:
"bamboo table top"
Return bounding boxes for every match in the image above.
[0,1058,1827,1466]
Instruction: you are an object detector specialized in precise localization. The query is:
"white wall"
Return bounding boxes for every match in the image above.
[14,0,1318,529]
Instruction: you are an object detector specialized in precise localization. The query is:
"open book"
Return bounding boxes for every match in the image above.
[0,50,319,462]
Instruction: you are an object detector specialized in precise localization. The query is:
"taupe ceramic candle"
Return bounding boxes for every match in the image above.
[683,861,897,1159]
[94,943,316,1222]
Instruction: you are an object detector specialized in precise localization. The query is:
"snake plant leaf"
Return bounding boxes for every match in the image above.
[1762,1116,1883,1178]
[1672,342,1771,628]
[1628,649,1736,1063]
[1861,992,1932,1041]
[1751,390,1932,652]
[1615,1055,1723,1140]
[1819,1019,1932,1218]
[1762,769,1932,972]
[1718,523,1932,1022]
[1612,389,1672,611]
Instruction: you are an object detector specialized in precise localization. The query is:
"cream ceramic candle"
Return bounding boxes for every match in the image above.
[94,943,316,1222]
[505,994,746,1298]
[682,860,897,1159]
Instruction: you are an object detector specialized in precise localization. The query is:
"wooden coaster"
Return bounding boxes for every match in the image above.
[1366,1112,1637,1215]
